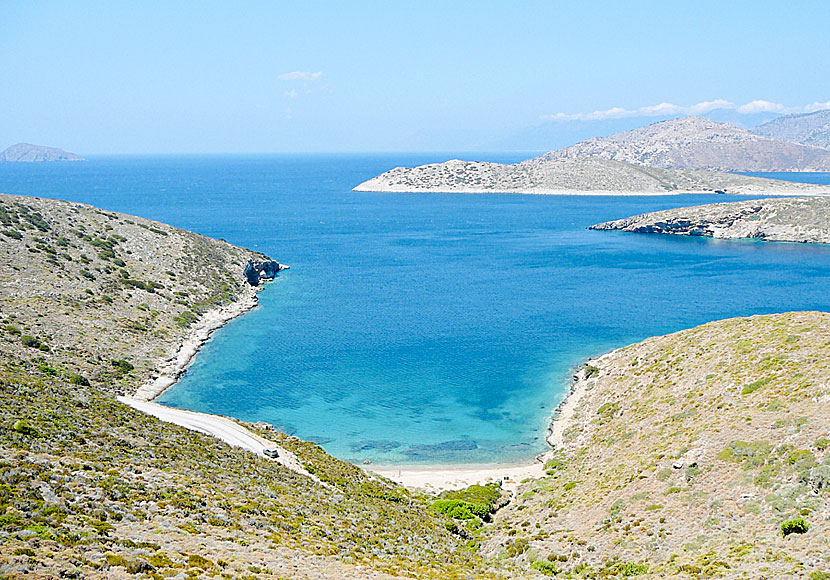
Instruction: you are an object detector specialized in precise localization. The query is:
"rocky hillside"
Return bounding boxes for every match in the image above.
[354,157,830,195]
[0,143,83,162]
[487,312,830,579]
[591,196,830,243]
[752,109,830,149]
[531,116,830,172]
[0,194,498,579]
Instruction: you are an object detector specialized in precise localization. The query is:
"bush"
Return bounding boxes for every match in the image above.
[40,364,58,376]
[5,324,21,336]
[430,499,489,520]
[531,560,559,576]
[111,359,134,374]
[584,365,599,378]
[21,335,42,349]
[781,517,809,536]
[69,374,90,386]
[12,420,39,437]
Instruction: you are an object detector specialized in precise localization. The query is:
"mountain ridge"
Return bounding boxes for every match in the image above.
[530,116,830,172]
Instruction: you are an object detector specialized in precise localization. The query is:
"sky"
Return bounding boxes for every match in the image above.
[1,0,829,154]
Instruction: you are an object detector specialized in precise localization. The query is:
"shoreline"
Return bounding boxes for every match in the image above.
[125,260,598,493]
[368,357,605,491]
[354,187,829,196]
[131,257,290,402]
[131,284,263,401]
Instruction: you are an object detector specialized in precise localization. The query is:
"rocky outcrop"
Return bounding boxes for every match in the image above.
[531,116,830,171]
[591,196,830,243]
[0,142,84,162]
[354,157,830,196]
[244,259,289,286]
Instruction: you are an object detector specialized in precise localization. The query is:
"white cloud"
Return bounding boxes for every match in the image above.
[283,88,298,98]
[278,71,322,81]
[735,99,786,114]
[804,101,830,113]
[543,99,830,121]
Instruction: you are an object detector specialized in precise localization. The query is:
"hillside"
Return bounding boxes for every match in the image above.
[0,143,83,162]
[531,116,830,172]
[354,157,830,195]
[0,194,498,579]
[590,196,830,243]
[752,109,830,149]
[488,312,830,579]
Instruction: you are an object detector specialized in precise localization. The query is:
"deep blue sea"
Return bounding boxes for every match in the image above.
[2,157,830,465]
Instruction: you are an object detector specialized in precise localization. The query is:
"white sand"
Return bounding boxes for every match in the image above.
[369,462,546,493]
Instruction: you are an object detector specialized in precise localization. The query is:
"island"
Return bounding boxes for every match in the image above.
[0,143,84,162]
[591,196,830,244]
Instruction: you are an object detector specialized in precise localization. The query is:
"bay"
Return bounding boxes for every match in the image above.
[2,156,829,464]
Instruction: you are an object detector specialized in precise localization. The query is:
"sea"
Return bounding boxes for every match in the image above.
[2,156,829,465]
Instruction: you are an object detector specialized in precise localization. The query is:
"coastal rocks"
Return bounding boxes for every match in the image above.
[244,259,288,286]
[591,196,830,244]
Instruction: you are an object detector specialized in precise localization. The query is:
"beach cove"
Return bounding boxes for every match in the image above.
[3,156,830,473]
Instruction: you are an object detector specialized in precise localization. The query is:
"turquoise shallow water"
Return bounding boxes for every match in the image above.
[2,158,830,464]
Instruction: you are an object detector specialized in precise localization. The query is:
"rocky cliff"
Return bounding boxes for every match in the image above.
[531,116,830,172]
[591,196,830,243]
[0,143,84,162]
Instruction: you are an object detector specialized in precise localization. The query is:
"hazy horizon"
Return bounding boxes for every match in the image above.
[3,1,829,154]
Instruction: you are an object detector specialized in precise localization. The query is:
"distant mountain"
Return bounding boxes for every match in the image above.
[481,109,782,153]
[0,143,84,162]
[751,109,830,148]
[531,116,830,172]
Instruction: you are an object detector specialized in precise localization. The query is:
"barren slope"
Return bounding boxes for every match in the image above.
[488,312,830,578]
[532,116,830,172]
[354,157,830,195]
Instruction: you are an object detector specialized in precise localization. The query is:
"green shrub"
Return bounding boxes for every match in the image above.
[584,365,599,379]
[12,420,39,437]
[781,517,809,536]
[810,571,830,580]
[111,359,134,374]
[718,440,771,468]
[69,374,90,386]
[5,324,21,336]
[21,335,43,349]
[815,437,830,451]
[430,499,489,520]
[742,376,773,395]
[597,401,620,421]
[40,364,58,376]
[531,559,559,576]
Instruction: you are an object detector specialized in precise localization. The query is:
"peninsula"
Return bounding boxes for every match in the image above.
[0,143,84,162]
[591,196,830,244]
[354,157,830,196]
